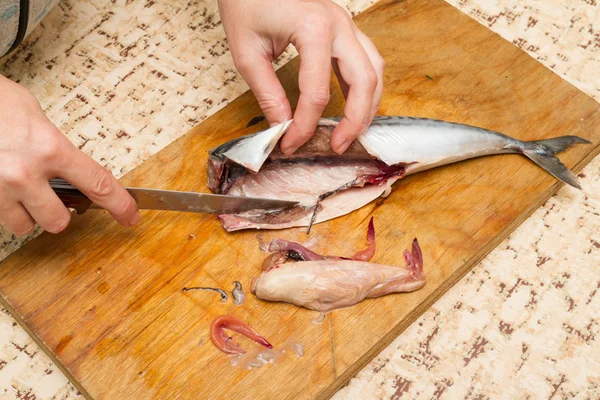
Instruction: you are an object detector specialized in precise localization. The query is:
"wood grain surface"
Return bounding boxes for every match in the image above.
[1,0,599,398]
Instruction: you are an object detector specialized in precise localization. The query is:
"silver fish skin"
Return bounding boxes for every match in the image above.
[318,116,589,188]
[207,116,590,231]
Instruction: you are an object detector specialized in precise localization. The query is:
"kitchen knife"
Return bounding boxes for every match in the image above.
[49,178,299,215]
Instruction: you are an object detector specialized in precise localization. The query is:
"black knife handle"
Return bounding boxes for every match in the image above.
[49,179,94,215]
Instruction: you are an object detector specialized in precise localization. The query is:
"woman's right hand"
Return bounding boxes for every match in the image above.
[218,0,384,155]
[0,75,140,236]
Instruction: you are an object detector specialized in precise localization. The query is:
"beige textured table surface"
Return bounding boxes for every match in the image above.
[0,0,599,399]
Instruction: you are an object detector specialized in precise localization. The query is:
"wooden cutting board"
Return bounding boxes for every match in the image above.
[1,0,599,398]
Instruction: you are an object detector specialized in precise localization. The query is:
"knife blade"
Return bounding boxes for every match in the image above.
[49,178,299,215]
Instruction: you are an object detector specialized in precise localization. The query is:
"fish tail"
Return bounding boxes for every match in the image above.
[518,135,591,190]
[530,136,591,154]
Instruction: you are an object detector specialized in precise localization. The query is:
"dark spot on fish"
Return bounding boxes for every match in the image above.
[219,163,247,194]
[246,115,266,127]
[286,250,305,261]
[426,74,433,81]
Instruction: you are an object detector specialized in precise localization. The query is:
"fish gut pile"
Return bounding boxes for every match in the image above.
[209,315,304,369]
[251,218,425,312]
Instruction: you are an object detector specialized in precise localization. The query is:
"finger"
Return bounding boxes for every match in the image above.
[21,181,72,234]
[58,148,140,227]
[332,59,349,99]
[233,51,292,126]
[329,0,354,100]
[280,35,333,155]
[331,32,378,154]
[0,202,35,237]
[354,29,385,122]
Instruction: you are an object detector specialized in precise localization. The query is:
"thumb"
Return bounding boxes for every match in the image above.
[233,52,292,126]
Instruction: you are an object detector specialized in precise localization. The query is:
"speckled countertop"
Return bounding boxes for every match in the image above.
[0,0,598,399]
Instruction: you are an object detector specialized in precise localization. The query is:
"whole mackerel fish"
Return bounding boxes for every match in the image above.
[207,116,590,232]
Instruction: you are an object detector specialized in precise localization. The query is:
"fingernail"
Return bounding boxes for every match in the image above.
[281,144,297,156]
[128,211,141,227]
[334,140,351,154]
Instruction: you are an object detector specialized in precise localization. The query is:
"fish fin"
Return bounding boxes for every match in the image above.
[530,136,591,154]
[521,150,582,189]
[520,135,590,190]
[222,119,292,173]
